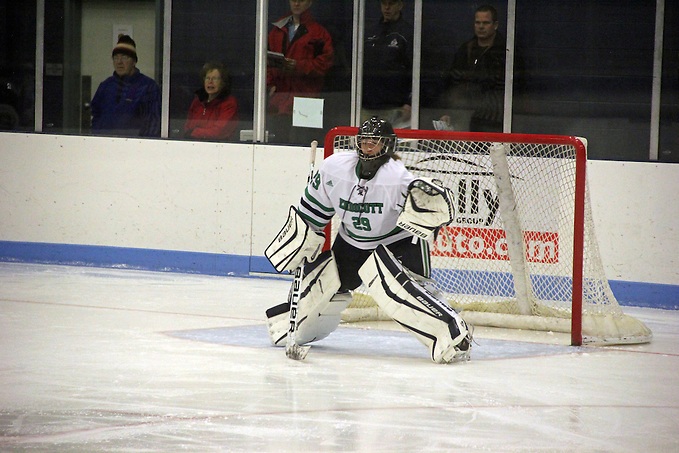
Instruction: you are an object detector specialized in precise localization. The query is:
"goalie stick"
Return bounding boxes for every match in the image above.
[285,140,318,361]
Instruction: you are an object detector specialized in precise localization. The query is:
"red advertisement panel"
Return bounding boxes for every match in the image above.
[433,226,559,263]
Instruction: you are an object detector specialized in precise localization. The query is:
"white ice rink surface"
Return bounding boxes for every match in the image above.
[0,263,677,452]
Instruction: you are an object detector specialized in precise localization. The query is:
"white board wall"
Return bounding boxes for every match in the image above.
[588,160,679,285]
[0,134,253,255]
[0,132,677,289]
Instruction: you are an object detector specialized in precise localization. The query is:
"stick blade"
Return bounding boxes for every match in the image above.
[285,343,310,360]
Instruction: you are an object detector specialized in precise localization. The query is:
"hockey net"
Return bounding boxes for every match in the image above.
[323,127,651,346]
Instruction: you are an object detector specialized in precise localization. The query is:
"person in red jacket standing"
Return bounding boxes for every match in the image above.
[184,62,239,141]
[267,0,334,144]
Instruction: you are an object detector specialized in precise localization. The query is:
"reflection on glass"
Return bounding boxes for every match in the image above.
[0,0,36,132]
[512,1,654,161]
[419,2,507,133]
[361,0,413,130]
[36,0,161,136]
[183,62,239,141]
[659,0,679,162]
[169,0,256,142]
[91,34,161,137]
[439,4,505,133]
[2,0,671,162]
[266,0,334,145]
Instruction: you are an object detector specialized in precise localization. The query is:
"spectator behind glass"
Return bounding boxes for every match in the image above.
[362,0,413,129]
[267,0,334,144]
[184,62,239,141]
[90,34,161,137]
[440,5,505,133]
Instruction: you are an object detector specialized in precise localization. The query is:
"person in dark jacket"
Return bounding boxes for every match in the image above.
[362,0,413,129]
[441,5,505,133]
[184,62,239,141]
[267,0,334,144]
[90,35,161,137]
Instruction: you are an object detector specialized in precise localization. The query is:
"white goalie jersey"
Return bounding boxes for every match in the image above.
[298,152,415,250]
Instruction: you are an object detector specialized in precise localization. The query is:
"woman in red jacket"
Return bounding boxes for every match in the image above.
[184,62,239,141]
[267,0,334,143]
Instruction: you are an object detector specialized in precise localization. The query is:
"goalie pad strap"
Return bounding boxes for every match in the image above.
[266,250,348,346]
[358,244,471,363]
[397,177,455,241]
[265,206,325,273]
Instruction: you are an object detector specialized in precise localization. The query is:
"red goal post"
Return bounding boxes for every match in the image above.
[323,127,651,346]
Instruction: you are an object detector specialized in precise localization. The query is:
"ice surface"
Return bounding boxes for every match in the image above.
[166,325,578,361]
[0,263,677,452]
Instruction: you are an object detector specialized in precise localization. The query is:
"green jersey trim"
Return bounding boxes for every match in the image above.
[299,211,328,229]
[304,189,334,213]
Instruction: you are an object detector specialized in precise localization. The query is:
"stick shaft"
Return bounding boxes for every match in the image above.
[285,140,318,360]
[307,140,318,183]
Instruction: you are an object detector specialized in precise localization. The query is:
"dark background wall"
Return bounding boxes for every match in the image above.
[1,0,677,161]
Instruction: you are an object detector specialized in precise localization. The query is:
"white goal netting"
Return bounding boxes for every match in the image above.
[326,128,651,345]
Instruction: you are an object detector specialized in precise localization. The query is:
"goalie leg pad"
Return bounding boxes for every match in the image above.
[265,250,348,346]
[397,177,455,241]
[297,291,351,345]
[358,244,471,363]
[265,206,325,273]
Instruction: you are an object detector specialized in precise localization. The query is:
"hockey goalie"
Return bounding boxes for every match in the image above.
[264,116,472,363]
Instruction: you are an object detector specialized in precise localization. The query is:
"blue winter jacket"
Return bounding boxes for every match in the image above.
[91,69,161,137]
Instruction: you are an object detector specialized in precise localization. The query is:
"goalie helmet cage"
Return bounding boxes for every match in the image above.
[322,127,652,346]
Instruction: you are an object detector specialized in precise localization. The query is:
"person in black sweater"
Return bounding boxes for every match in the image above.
[441,5,506,133]
[362,0,413,129]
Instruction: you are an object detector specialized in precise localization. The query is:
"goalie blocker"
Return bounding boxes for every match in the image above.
[397,177,455,241]
[265,206,325,273]
[358,244,472,363]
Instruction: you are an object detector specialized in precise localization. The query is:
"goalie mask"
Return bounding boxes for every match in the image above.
[356,116,397,179]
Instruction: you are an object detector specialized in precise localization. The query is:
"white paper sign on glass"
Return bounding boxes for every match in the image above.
[292,97,324,129]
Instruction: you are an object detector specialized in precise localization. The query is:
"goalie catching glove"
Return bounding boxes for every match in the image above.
[265,206,325,273]
[397,177,455,241]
